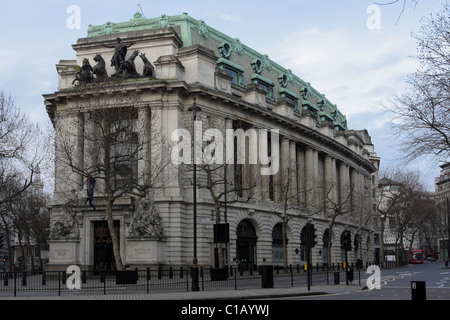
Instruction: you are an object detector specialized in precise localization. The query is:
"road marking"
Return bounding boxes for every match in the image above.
[436,276,450,288]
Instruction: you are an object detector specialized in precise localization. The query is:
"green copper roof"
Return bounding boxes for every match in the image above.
[86,13,348,130]
[87,12,197,44]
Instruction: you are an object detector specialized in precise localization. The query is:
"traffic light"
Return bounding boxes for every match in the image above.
[342,230,352,251]
[0,234,4,251]
[306,223,318,248]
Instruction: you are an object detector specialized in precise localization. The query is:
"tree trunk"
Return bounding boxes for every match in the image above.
[327,216,337,268]
[214,204,225,269]
[26,236,35,271]
[282,219,288,272]
[106,199,123,271]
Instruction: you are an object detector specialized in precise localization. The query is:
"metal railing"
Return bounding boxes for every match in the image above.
[0,262,403,297]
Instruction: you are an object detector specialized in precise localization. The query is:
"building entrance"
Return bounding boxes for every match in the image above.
[93,221,120,271]
[236,220,257,269]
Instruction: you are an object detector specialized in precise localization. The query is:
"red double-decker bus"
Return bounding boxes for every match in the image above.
[411,250,424,264]
[422,249,438,261]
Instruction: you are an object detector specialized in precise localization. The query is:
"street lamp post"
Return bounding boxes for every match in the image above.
[188,99,201,292]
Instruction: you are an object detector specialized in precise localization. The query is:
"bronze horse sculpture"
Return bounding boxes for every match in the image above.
[72,58,93,85]
[119,50,140,78]
[92,54,108,79]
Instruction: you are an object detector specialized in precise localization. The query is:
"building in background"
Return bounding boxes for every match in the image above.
[10,167,50,271]
[435,162,450,260]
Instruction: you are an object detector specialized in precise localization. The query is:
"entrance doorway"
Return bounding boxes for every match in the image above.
[236,220,257,269]
[93,221,120,271]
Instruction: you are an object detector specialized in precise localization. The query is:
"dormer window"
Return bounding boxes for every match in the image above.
[279,88,299,112]
[251,74,274,100]
[217,58,244,86]
[217,42,244,86]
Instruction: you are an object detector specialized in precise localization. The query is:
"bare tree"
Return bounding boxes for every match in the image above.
[374,0,421,24]
[0,91,48,270]
[270,165,316,272]
[180,116,263,269]
[0,91,45,210]
[191,161,260,269]
[376,168,428,265]
[386,5,450,162]
[323,182,355,268]
[55,81,174,270]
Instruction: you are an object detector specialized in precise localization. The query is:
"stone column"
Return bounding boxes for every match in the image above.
[225,118,235,198]
[240,127,258,198]
[83,112,100,192]
[296,146,306,206]
[76,112,85,188]
[137,105,151,187]
[324,155,337,207]
[249,127,260,199]
[272,134,281,202]
[339,162,350,210]
[280,137,290,202]
[305,147,318,207]
[259,128,270,200]
[351,169,361,218]
[289,140,297,204]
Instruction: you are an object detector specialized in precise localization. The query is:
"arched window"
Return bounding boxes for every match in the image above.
[272,223,286,266]
[236,220,257,269]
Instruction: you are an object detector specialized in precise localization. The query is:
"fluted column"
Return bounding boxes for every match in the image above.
[296,147,306,206]
[258,128,270,200]
[137,105,151,187]
[280,137,290,202]
[305,147,318,207]
[224,118,234,197]
[324,155,337,207]
[76,112,85,187]
[289,140,297,204]
[339,162,350,210]
[351,168,361,217]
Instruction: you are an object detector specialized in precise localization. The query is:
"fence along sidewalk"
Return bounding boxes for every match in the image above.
[0,265,363,297]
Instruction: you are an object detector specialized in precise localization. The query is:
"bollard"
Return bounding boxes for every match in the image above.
[411,281,426,300]
[260,265,274,288]
[334,272,340,285]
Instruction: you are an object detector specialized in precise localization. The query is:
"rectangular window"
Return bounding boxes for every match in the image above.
[251,74,274,100]
[109,115,139,190]
[225,68,238,84]
[217,58,244,87]
[279,88,299,112]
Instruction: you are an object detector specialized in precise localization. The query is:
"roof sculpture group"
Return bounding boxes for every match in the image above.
[72,37,155,85]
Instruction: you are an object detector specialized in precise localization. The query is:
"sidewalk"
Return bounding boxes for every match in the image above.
[0,283,363,300]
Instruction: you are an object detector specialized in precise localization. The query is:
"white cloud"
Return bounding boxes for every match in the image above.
[218,14,242,23]
[0,50,28,82]
[268,27,419,118]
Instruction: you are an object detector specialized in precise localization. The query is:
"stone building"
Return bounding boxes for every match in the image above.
[43,12,379,271]
[435,162,450,259]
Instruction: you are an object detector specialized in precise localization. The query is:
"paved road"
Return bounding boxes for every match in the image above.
[276,261,450,300]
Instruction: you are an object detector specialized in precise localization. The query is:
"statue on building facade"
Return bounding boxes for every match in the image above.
[140,53,155,77]
[92,54,108,79]
[72,58,93,85]
[129,194,164,238]
[50,190,80,239]
[103,37,134,77]
[119,50,140,78]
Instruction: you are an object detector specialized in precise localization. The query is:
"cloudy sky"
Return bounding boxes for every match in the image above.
[0,0,446,191]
